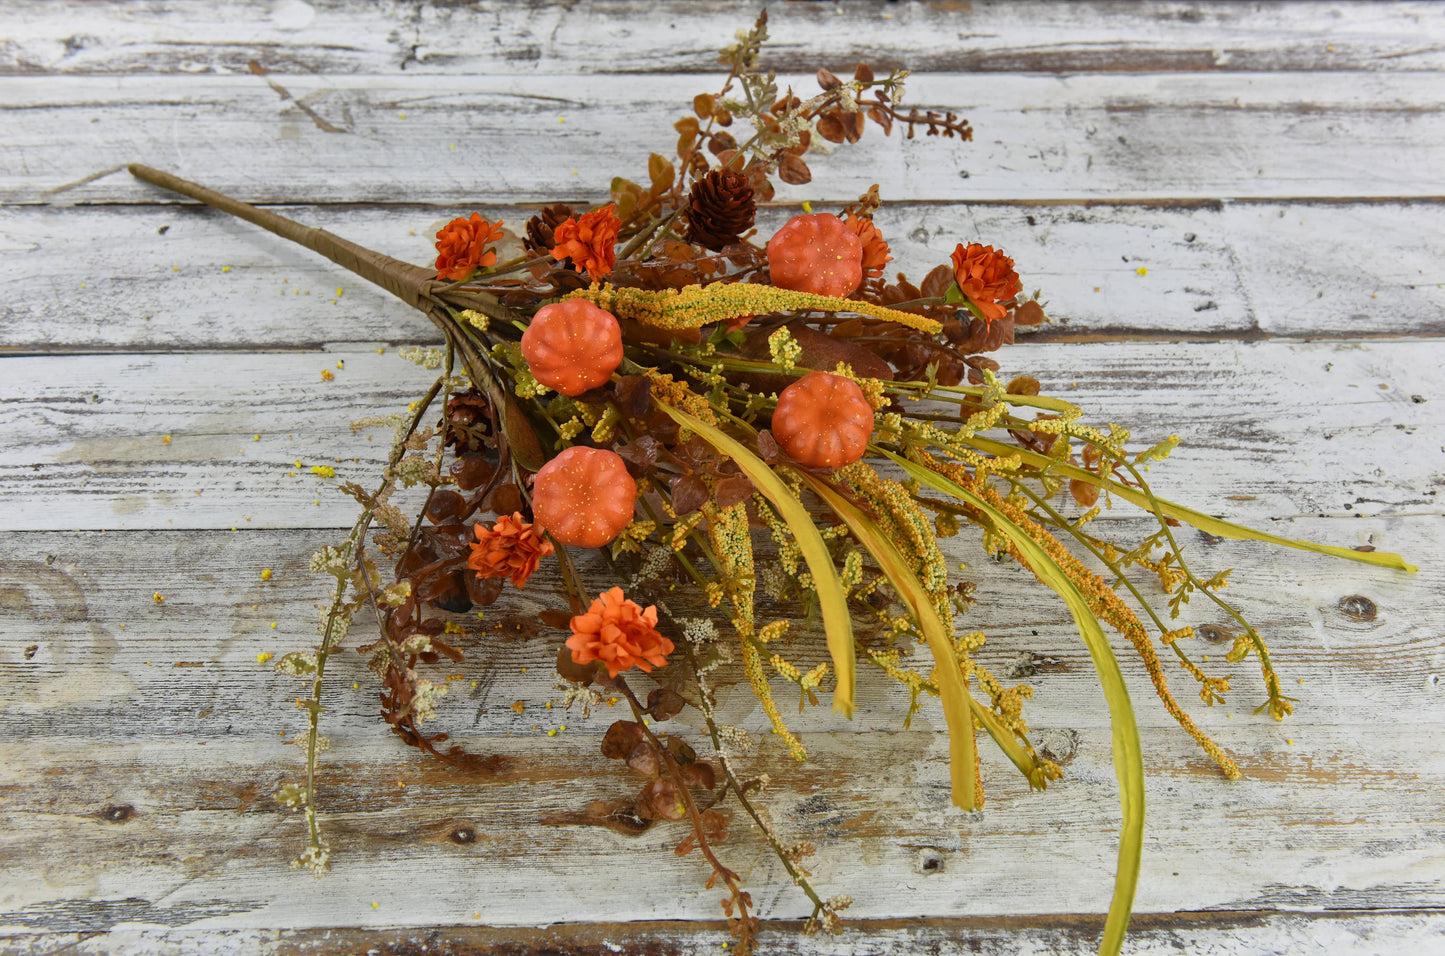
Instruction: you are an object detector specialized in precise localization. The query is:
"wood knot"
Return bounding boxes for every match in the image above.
[1198,624,1233,644]
[1338,595,1377,622]
[449,826,477,845]
[1035,728,1080,766]
[100,804,136,823]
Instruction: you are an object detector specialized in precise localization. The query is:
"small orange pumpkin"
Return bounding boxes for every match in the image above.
[771,372,874,469]
[766,213,864,298]
[521,299,623,396]
[531,446,636,548]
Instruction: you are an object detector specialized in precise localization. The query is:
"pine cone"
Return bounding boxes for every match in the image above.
[523,203,576,257]
[444,388,494,452]
[685,169,756,251]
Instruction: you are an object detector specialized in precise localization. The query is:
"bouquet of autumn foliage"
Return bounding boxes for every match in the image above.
[126,13,1413,956]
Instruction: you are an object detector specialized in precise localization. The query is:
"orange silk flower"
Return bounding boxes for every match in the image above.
[950,242,1022,324]
[565,587,674,679]
[436,213,505,281]
[844,214,893,279]
[551,204,621,279]
[468,513,554,589]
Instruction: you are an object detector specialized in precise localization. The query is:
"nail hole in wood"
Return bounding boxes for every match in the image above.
[918,849,944,874]
[450,826,477,845]
[1338,595,1377,622]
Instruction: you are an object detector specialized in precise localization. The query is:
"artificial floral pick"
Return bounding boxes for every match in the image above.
[127,13,1413,955]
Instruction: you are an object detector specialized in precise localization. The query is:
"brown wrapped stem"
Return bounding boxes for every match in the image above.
[128,163,438,312]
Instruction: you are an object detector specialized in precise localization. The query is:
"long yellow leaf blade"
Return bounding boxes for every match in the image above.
[964,435,1417,573]
[887,451,1143,956]
[801,474,979,811]
[657,405,857,717]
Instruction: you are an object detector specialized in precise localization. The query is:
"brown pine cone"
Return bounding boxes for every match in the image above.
[443,388,495,452]
[685,168,756,251]
[523,203,576,257]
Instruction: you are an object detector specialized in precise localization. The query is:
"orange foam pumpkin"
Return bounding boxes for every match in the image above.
[521,299,623,396]
[766,213,864,298]
[772,371,874,469]
[531,446,637,548]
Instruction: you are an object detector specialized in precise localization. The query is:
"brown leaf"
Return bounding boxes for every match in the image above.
[553,646,590,688]
[666,736,697,765]
[713,107,733,127]
[816,112,847,144]
[816,68,842,90]
[854,62,875,84]
[920,263,956,299]
[429,637,464,663]
[602,720,645,759]
[683,761,717,790]
[464,574,504,607]
[646,687,686,721]
[488,483,524,516]
[845,111,866,143]
[1006,375,1040,396]
[626,740,662,777]
[670,474,709,516]
[755,429,780,461]
[1070,479,1101,507]
[714,475,754,509]
[1013,299,1048,326]
[648,152,675,194]
[615,375,652,419]
[867,105,893,135]
[642,778,687,821]
[617,435,660,477]
[693,93,716,119]
[707,130,738,156]
[777,153,812,185]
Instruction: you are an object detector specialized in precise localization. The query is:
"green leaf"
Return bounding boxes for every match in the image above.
[801,474,978,811]
[657,405,857,716]
[963,436,1417,573]
[885,451,1142,956]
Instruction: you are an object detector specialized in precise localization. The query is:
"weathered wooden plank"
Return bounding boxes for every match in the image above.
[7,72,1444,205]
[1,515,1434,738]
[6,913,1445,956]
[0,515,1439,929]
[4,1,1444,77]
[0,340,1437,532]
[4,200,1443,351]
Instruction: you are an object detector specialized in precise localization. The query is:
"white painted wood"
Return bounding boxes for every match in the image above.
[4,1,1444,950]
[0,340,1438,531]
[6,72,1445,205]
[5,200,1444,350]
[1,515,1441,929]
[7,915,1445,956]
[3,1,1443,76]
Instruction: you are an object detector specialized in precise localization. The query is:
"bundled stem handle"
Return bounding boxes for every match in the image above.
[128,163,439,311]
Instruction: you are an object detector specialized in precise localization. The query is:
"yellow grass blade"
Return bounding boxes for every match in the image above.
[657,405,857,716]
[801,474,979,811]
[964,435,1416,573]
[887,451,1143,956]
